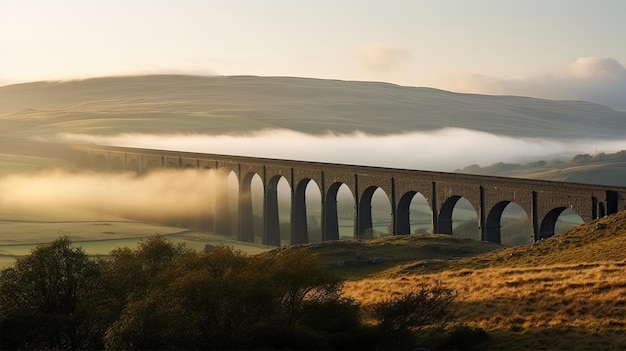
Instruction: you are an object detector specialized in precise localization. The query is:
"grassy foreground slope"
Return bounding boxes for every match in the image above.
[339,211,626,350]
[2,75,626,139]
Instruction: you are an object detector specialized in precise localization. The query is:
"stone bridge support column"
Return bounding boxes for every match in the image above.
[357,201,373,238]
[395,206,410,235]
[293,185,308,245]
[531,191,539,242]
[431,182,439,234]
[323,195,339,241]
[264,182,281,246]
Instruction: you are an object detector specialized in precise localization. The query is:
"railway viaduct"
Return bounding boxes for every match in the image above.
[80,144,626,246]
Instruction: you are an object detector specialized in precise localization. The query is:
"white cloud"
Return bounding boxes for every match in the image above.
[441,57,626,110]
[567,57,626,79]
[359,44,411,72]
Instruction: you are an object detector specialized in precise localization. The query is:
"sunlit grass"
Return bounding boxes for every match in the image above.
[339,211,626,350]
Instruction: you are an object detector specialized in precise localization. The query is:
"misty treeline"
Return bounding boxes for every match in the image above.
[0,236,478,351]
[456,149,626,175]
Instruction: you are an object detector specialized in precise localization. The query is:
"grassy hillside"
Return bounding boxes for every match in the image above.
[338,211,626,350]
[2,75,626,140]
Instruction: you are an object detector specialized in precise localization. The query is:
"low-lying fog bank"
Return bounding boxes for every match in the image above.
[60,128,626,172]
[0,168,226,222]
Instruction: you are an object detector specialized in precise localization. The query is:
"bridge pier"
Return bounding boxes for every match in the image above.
[264,181,281,246]
[323,186,340,241]
[395,207,411,235]
[293,186,308,244]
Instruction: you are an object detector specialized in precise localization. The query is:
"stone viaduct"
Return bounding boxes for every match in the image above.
[80,144,626,246]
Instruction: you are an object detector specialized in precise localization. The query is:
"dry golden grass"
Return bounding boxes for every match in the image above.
[343,211,626,350]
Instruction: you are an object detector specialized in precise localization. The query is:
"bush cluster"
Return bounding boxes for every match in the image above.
[0,236,460,350]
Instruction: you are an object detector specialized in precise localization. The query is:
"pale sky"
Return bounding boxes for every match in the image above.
[2,0,626,108]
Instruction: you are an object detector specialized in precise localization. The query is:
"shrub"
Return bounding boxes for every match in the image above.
[372,284,457,350]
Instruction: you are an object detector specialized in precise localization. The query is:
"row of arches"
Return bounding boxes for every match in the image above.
[208,169,583,247]
[91,151,595,247]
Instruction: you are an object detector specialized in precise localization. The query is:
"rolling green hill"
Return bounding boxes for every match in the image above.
[2,75,625,140]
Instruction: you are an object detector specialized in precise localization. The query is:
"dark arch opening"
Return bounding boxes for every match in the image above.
[500,202,532,246]
[396,191,431,235]
[240,172,262,243]
[306,181,322,243]
[439,196,479,239]
[227,170,239,237]
[358,186,391,239]
[486,201,531,245]
[539,207,584,240]
[265,175,291,246]
[294,179,322,244]
[325,183,354,241]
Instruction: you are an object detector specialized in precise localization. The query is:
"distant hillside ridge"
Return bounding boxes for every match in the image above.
[457,150,626,187]
[1,75,625,140]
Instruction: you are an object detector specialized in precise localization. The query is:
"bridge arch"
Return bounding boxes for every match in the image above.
[293,178,323,244]
[265,175,291,246]
[539,207,584,240]
[239,172,260,243]
[486,201,531,244]
[439,196,479,238]
[396,191,432,235]
[325,182,355,241]
[358,186,391,239]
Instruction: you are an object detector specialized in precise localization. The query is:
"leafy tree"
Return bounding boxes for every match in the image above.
[251,248,365,350]
[98,235,191,308]
[0,236,104,350]
[105,244,365,350]
[1,235,378,350]
[104,246,278,350]
[254,248,344,323]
